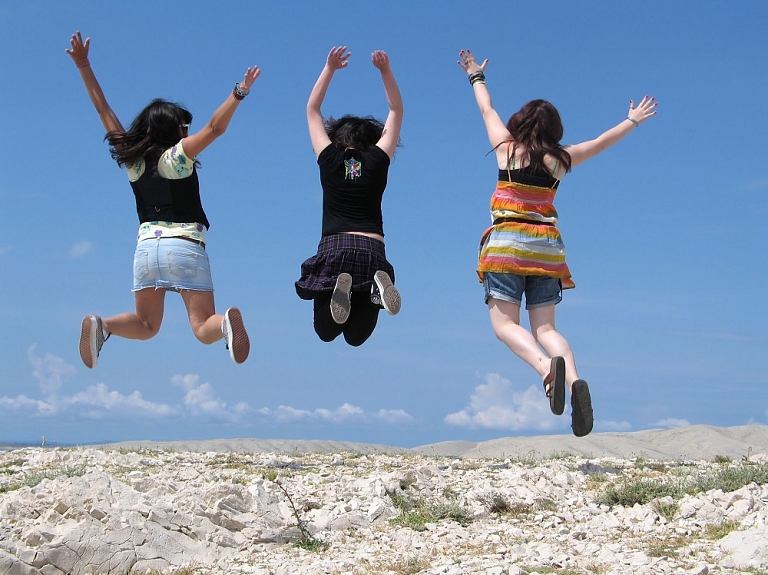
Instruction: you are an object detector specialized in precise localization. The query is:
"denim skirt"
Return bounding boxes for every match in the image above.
[132,237,213,292]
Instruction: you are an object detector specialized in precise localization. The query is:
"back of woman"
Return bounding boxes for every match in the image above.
[295,47,403,348]
[66,30,259,368]
[459,48,657,437]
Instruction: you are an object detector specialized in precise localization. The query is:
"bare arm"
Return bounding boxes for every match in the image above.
[307,47,350,157]
[565,96,658,167]
[458,49,511,148]
[65,31,124,134]
[181,65,260,159]
[371,51,403,158]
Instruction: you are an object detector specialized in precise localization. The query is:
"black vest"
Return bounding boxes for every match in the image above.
[129,157,210,229]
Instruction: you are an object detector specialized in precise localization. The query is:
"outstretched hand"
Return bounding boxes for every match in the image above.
[65,30,90,63]
[326,46,351,71]
[240,65,261,93]
[371,50,390,71]
[628,96,658,126]
[458,49,488,76]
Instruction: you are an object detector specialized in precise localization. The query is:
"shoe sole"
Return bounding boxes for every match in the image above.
[79,316,97,369]
[374,271,401,315]
[330,273,352,324]
[571,379,594,437]
[225,308,250,364]
[545,356,566,416]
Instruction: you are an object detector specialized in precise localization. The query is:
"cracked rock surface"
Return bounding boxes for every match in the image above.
[1,446,766,574]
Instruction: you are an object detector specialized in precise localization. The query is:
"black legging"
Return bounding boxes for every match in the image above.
[313,291,380,346]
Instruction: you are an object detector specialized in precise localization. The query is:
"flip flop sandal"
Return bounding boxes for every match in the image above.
[543,356,566,415]
[571,379,594,437]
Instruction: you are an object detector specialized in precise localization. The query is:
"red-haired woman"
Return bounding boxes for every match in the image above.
[458,49,657,436]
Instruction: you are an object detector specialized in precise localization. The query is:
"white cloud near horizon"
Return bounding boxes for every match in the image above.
[1,351,414,428]
[653,418,691,429]
[171,374,249,421]
[263,403,414,425]
[445,373,560,431]
[68,240,94,259]
[594,420,632,432]
[64,383,177,419]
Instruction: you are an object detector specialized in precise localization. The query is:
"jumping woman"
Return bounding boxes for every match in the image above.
[67,31,258,368]
[296,46,403,346]
[458,49,657,436]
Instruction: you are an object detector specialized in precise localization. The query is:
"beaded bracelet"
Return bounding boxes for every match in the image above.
[627,116,640,127]
[468,71,486,86]
[75,58,90,69]
[232,82,249,101]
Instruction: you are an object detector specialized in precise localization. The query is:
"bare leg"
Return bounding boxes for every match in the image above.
[488,298,551,379]
[180,290,224,344]
[101,288,166,340]
[529,304,579,389]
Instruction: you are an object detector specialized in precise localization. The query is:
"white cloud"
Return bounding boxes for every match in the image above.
[0,395,55,413]
[0,246,10,256]
[268,403,412,425]
[377,409,413,424]
[273,402,365,423]
[595,420,632,432]
[653,418,690,429]
[171,373,250,421]
[28,344,76,396]
[445,373,558,431]
[68,240,94,259]
[2,354,412,427]
[64,383,176,419]
[0,349,174,420]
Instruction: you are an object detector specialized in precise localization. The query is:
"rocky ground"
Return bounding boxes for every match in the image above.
[1,446,767,575]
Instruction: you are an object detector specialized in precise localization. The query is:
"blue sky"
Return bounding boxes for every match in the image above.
[1,1,766,446]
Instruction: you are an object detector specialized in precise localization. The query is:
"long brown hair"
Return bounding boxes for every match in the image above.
[504,99,571,174]
[106,99,198,168]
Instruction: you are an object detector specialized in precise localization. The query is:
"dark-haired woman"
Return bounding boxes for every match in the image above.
[66,31,258,368]
[458,49,657,436]
[296,47,403,346]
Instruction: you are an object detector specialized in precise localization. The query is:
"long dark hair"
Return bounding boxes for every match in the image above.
[106,99,198,168]
[504,99,571,174]
[325,114,401,152]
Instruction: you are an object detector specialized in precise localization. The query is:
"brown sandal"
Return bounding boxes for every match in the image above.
[543,356,566,415]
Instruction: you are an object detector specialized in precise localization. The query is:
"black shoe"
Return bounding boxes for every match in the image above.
[571,379,594,437]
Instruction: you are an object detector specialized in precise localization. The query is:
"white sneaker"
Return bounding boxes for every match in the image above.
[79,315,108,369]
[222,307,250,364]
[373,271,401,315]
[330,273,352,324]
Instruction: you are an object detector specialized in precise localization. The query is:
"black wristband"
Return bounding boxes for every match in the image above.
[468,71,486,86]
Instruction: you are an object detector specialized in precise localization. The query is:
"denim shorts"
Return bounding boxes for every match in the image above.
[483,272,562,309]
[132,237,214,292]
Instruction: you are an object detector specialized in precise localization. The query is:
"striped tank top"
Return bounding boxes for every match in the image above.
[477,165,575,289]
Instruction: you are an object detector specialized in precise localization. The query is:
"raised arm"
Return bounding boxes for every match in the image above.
[371,51,403,159]
[458,49,511,148]
[66,31,124,134]
[181,65,260,159]
[565,96,658,167]
[307,47,350,157]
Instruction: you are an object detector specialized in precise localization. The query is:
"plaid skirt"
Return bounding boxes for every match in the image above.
[295,233,396,300]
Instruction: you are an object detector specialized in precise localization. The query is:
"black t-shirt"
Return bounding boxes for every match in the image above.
[318,144,390,236]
